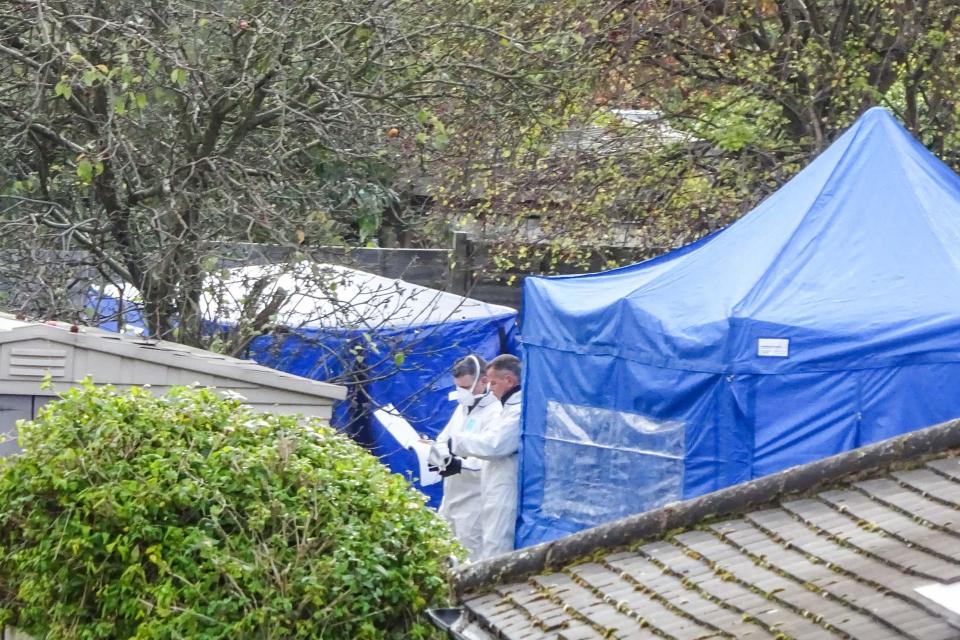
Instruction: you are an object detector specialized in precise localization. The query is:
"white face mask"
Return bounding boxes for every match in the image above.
[455,386,476,407]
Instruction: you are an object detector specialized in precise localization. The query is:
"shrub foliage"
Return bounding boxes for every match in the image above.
[0,383,456,639]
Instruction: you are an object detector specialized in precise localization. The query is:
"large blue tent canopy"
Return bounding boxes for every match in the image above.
[518,107,960,546]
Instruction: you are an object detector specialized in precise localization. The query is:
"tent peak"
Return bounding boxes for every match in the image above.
[843,106,904,142]
[852,106,915,140]
[862,105,894,118]
[522,98,960,371]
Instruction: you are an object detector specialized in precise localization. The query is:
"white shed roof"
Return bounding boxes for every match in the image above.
[0,314,346,402]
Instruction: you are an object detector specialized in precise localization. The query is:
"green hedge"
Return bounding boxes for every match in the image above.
[0,383,457,639]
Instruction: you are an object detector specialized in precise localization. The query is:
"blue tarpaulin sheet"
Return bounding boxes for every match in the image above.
[246,314,517,507]
[518,107,960,546]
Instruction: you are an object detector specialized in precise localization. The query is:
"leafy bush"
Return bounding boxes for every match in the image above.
[0,383,457,639]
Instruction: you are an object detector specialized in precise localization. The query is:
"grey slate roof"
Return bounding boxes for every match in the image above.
[454,421,960,640]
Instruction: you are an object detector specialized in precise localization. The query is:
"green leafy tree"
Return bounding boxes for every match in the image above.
[0,383,458,639]
[0,0,607,343]
[433,0,960,275]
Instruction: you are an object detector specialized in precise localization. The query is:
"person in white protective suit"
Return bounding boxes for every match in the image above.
[453,354,522,559]
[427,355,500,559]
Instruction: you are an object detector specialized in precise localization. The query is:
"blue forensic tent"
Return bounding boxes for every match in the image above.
[240,270,518,509]
[91,262,517,507]
[518,107,960,546]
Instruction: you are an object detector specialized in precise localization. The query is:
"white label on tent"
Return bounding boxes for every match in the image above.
[757,338,790,357]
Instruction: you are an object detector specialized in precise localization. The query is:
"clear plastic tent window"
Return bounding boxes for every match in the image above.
[540,401,684,526]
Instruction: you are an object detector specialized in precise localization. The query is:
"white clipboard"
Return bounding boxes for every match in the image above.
[373,405,443,486]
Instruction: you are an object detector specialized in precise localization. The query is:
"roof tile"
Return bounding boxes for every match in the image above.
[818,488,960,558]
[746,507,958,639]
[567,563,718,639]
[891,468,960,507]
[676,525,893,639]
[926,458,960,481]
[641,540,836,639]
[605,555,767,637]
[853,479,960,533]
[529,573,660,639]
[555,623,607,640]
[780,498,960,581]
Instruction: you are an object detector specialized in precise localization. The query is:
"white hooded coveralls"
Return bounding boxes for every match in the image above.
[433,395,497,559]
[453,387,521,559]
